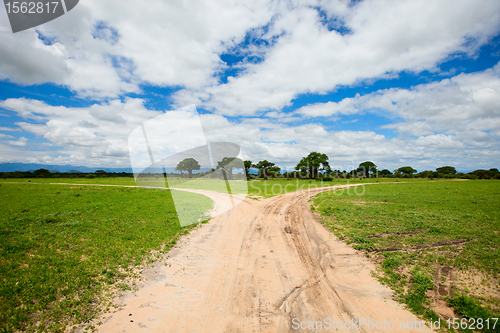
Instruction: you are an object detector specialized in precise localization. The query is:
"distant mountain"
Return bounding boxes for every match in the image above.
[0,162,245,175]
[0,163,133,173]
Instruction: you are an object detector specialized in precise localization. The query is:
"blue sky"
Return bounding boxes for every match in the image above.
[1,0,500,173]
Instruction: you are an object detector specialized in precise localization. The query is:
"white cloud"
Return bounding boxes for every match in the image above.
[177,0,500,115]
[0,134,14,139]
[0,27,69,85]
[0,98,162,165]
[8,137,28,146]
[0,97,498,171]
[0,1,499,170]
[0,0,277,98]
[2,0,499,103]
[381,122,435,137]
[415,134,465,149]
[288,63,500,151]
[295,98,358,118]
[0,126,20,131]
[196,113,488,172]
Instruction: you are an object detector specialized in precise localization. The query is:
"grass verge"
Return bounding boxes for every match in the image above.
[0,181,212,332]
[313,180,500,331]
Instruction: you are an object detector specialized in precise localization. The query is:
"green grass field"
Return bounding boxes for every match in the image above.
[0,181,212,332]
[133,174,380,197]
[0,177,138,186]
[3,177,499,332]
[313,180,500,329]
[246,177,399,198]
[0,175,398,198]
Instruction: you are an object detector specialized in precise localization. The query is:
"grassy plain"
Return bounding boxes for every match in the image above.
[3,176,499,331]
[313,180,500,329]
[135,174,384,197]
[0,181,211,332]
[246,177,401,198]
[0,175,400,197]
[0,177,138,186]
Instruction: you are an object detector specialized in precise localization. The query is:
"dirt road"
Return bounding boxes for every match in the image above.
[96,184,434,332]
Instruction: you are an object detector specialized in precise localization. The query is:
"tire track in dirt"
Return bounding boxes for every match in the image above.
[93,184,434,333]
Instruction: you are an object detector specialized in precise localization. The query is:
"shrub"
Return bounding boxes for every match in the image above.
[448,295,493,320]
[383,255,403,269]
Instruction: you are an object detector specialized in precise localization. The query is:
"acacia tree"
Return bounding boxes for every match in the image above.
[266,165,281,178]
[357,161,377,178]
[217,157,244,180]
[175,158,201,178]
[254,160,276,179]
[395,166,417,176]
[244,160,253,178]
[436,166,457,175]
[380,169,393,176]
[295,152,330,179]
[33,168,50,176]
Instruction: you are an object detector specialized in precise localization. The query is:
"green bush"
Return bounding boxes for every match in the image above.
[448,295,494,320]
[316,176,333,181]
[383,255,403,269]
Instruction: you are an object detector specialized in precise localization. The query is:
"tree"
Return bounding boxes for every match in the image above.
[395,166,417,176]
[266,165,281,178]
[295,152,330,179]
[357,161,377,178]
[243,160,253,178]
[254,160,276,179]
[417,170,433,178]
[175,158,201,178]
[380,169,393,176]
[470,169,494,179]
[436,166,457,175]
[217,157,243,180]
[33,168,50,176]
[95,170,107,174]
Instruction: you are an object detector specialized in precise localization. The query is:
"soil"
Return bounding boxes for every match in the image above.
[92,184,434,332]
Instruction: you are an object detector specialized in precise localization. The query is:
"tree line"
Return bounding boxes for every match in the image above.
[240,152,500,180]
[0,169,134,179]
[2,153,499,180]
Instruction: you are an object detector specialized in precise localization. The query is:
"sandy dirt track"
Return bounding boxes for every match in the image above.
[97,184,434,333]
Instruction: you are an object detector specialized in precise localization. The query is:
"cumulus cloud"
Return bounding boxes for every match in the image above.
[0,127,20,131]
[0,98,162,165]
[176,0,500,115]
[2,0,499,104]
[0,96,498,171]
[1,0,499,170]
[415,134,465,149]
[0,27,69,85]
[381,122,435,137]
[8,137,28,146]
[0,0,276,98]
[291,63,500,150]
[295,99,358,118]
[195,113,493,172]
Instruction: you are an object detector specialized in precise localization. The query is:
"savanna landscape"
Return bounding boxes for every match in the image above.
[2,1,500,332]
[1,155,499,332]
